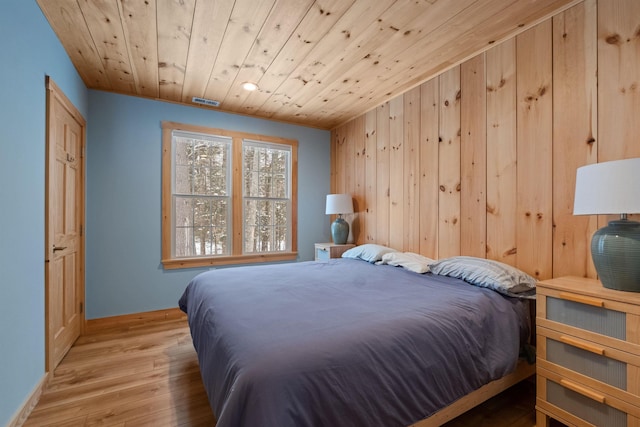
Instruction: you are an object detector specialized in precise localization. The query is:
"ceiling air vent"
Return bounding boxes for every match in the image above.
[192,97,220,107]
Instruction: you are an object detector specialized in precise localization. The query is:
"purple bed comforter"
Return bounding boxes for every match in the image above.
[179,258,530,427]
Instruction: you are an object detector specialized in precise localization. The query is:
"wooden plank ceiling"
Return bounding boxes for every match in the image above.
[37,0,578,129]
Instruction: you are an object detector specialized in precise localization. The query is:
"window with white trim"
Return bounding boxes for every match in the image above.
[162,122,297,269]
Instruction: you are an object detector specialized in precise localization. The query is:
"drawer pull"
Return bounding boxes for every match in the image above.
[559,335,605,355]
[559,379,606,404]
[558,292,605,307]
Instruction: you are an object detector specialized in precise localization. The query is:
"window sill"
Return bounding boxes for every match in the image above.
[162,252,299,270]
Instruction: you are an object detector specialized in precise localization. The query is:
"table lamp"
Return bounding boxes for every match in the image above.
[573,158,640,291]
[326,194,353,244]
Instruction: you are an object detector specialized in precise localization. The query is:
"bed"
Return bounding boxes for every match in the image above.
[179,254,535,427]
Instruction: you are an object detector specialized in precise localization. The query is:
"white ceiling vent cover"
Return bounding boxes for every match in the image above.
[192,97,220,107]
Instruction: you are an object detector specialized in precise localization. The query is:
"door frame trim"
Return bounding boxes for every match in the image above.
[45,76,86,372]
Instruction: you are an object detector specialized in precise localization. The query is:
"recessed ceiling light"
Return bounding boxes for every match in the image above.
[242,82,258,91]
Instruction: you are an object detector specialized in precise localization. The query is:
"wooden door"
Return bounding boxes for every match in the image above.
[45,77,85,371]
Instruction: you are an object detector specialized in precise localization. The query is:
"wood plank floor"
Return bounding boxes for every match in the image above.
[23,317,551,426]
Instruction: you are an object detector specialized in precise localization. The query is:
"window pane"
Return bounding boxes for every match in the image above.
[172,131,231,258]
[272,153,286,173]
[174,138,191,166]
[273,174,286,198]
[173,132,230,197]
[275,226,288,251]
[245,171,260,197]
[243,141,290,199]
[275,201,288,225]
[258,173,270,197]
[244,199,289,253]
[175,225,229,257]
[175,165,192,194]
[175,197,195,229]
[174,196,229,257]
[242,140,291,254]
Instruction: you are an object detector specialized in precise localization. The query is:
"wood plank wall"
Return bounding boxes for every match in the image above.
[330,0,640,280]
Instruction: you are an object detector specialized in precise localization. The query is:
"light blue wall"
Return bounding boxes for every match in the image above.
[0,2,88,425]
[86,91,332,319]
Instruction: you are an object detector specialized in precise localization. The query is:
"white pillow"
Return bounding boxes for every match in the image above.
[429,256,536,298]
[341,244,397,263]
[380,252,434,274]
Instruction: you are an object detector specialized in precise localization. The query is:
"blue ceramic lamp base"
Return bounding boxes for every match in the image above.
[331,217,349,245]
[592,219,640,292]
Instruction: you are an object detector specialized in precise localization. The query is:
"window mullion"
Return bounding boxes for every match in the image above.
[190,143,196,256]
[232,136,243,256]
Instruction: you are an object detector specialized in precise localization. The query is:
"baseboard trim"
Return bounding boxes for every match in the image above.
[7,372,49,427]
[85,307,187,334]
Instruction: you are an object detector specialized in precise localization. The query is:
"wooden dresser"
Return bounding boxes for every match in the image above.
[536,276,640,427]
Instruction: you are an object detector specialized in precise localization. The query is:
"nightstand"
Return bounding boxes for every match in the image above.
[536,276,640,427]
[314,243,354,261]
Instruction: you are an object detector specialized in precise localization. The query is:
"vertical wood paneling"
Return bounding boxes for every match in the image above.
[598,0,640,226]
[351,116,366,244]
[460,53,487,258]
[389,97,405,250]
[364,110,377,243]
[330,124,346,238]
[404,87,421,253]
[516,21,553,280]
[486,39,517,265]
[344,120,356,198]
[420,79,440,259]
[376,103,391,247]
[438,66,461,258]
[330,1,639,277]
[598,0,640,162]
[341,120,356,242]
[330,128,337,193]
[332,124,347,195]
[552,0,598,278]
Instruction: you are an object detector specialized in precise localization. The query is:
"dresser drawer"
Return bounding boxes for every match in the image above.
[537,328,640,406]
[536,277,640,427]
[537,368,640,427]
[316,246,330,261]
[537,285,640,355]
[545,294,625,338]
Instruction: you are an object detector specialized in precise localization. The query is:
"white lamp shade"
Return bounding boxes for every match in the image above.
[326,194,354,215]
[574,158,640,215]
